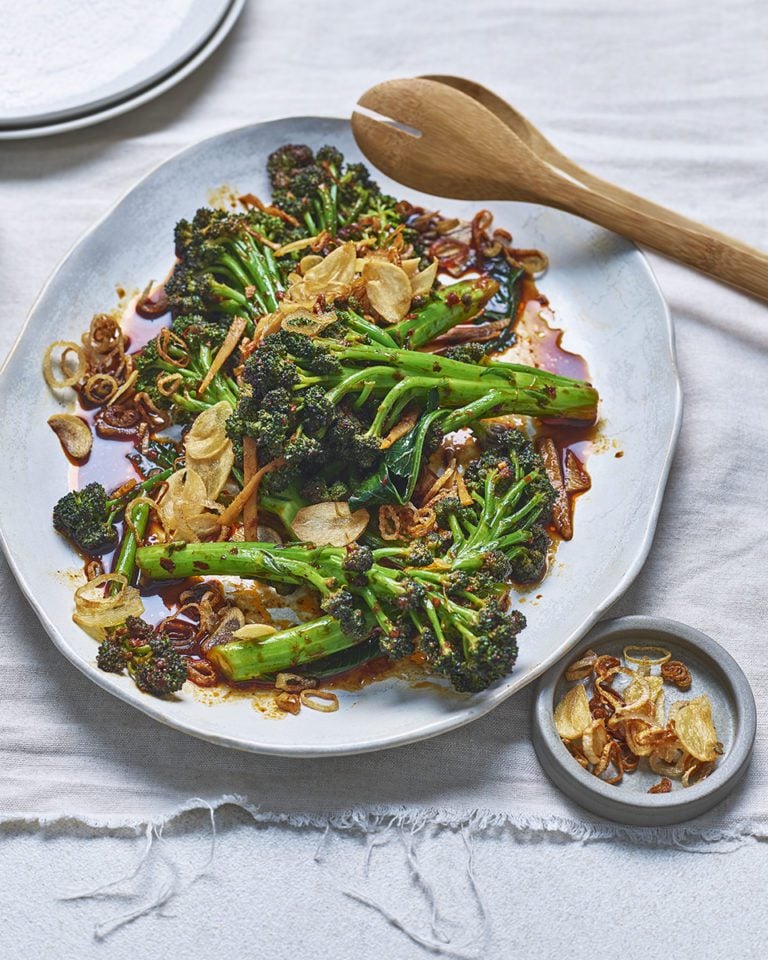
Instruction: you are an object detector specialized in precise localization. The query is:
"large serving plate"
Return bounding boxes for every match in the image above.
[0,118,681,756]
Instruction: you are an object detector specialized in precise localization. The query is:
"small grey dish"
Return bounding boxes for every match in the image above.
[532,616,756,826]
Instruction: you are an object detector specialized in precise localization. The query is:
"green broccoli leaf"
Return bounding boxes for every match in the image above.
[348,396,443,511]
[128,438,180,478]
[482,259,525,351]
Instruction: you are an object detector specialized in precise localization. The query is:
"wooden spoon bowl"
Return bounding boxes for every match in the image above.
[352,77,768,301]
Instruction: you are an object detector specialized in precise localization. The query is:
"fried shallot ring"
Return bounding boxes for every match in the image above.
[156,372,184,397]
[43,341,87,389]
[157,328,189,368]
[661,660,693,690]
[185,658,219,687]
[83,373,119,404]
[565,649,597,682]
[123,496,163,546]
[300,689,339,713]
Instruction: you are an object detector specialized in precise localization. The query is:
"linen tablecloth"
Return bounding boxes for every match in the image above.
[1,1,767,956]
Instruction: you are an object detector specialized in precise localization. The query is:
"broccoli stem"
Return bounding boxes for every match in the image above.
[342,310,399,348]
[107,467,174,516]
[109,463,176,588]
[390,277,499,348]
[236,238,279,312]
[210,279,256,315]
[136,541,334,584]
[208,614,374,681]
[111,501,150,587]
[259,491,304,534]
[320,358,596,425]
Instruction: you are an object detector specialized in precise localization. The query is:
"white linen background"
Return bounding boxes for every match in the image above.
[1,1,767,957]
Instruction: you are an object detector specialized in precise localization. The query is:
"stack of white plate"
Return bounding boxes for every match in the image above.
[0,0,245,139]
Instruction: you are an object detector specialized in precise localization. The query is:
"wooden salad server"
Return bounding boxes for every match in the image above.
[351,77,768,302]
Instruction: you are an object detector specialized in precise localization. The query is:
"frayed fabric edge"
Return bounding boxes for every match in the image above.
[1,797,767,849]
[3,799,766,950]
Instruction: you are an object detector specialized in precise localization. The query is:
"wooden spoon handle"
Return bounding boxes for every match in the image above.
[550,176,768,300]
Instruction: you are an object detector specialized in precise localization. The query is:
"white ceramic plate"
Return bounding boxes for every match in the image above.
[0,0,245,139]
[0,118,681,756]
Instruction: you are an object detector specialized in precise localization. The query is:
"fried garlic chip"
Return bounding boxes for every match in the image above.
[410,259,438,297]
[232,623,278,640]
[73,573,144,640]
[48,413,93,461]
[554,684,591,741]
[158,467,222,542]
[582,718,610,766]
[298,241,356,298]
[280,305,338,337]
[184,401,235,500]
[184,401,232,460]
[292,501,370,547]
[672,695,719,762]
[363,259,413,324]
[622,675,665,726]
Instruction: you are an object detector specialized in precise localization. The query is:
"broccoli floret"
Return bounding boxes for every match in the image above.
[321,589,370,641]
[442,342,490,364]
[316,145,344,171]
[267,144,316,190]
[53,482,118,555]
[96,616,187,697]
[167,206,286,325]
[481,424,544,477]
[96,636,130,673]
[445,570,471,596]
[300,477,350,503]
[509,549,547,585]
[420,602,525,693]
[241,338,301,398]
[394,579,428,613]
[326,411,381,468]
[342,543,374,574]
[508,526,551,585]
[377,616,417,660]
[132,637,189,696]
[433,496,473,530]
[226,387,296,463]
[53,467,175,557]
[299,385,334,435]
[284,434,324,469]
[404,540,433,568]
[424,529,453,554]
[481,550,513,582]
[447,609,524,693]
[171,313,229,350]
[271,330,341,376]
[267,144,405,240]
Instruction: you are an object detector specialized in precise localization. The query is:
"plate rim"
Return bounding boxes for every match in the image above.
[0,0,246,140]
[0,0,236,129]
[0,117,683,757]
